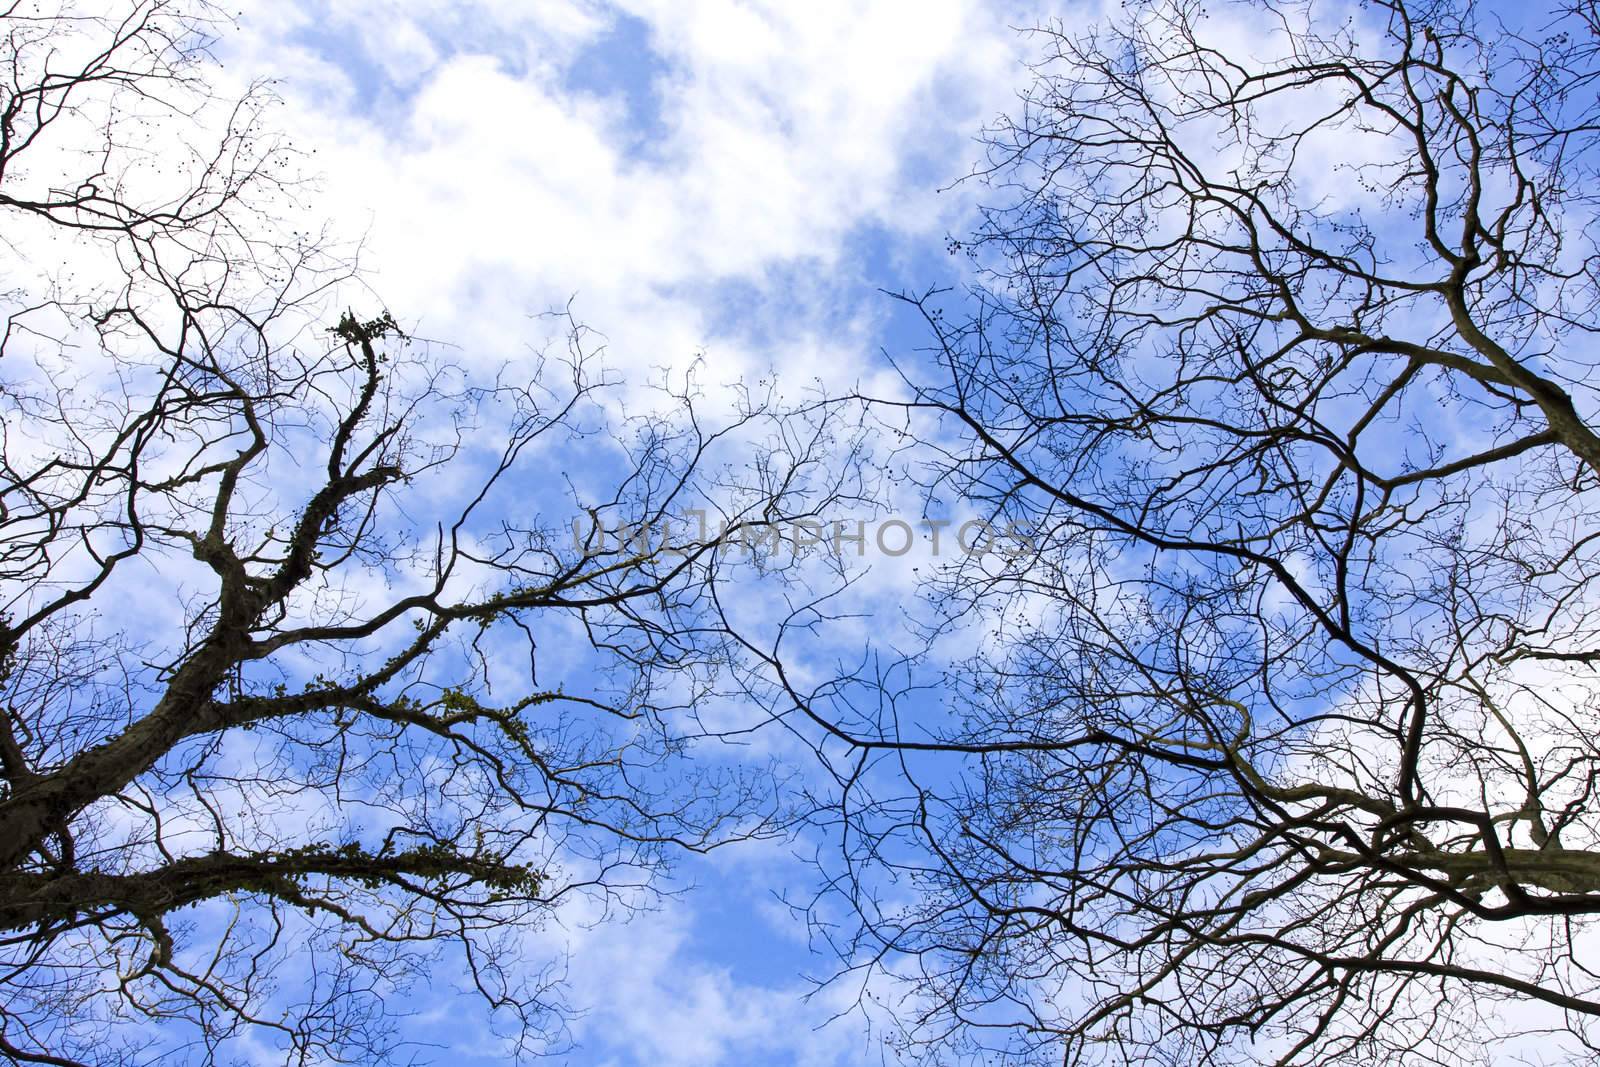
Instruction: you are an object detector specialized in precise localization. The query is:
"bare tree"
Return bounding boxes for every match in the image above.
[783,0,1600,1062]
[0,3,857,1064]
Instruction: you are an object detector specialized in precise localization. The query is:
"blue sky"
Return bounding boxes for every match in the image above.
[176,3,1600,1063]
[11,2,1600,1064]
[206,3,1055,1064]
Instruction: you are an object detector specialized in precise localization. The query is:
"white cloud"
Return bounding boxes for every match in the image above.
[526,867,893,1067]
[218,0,1041,395]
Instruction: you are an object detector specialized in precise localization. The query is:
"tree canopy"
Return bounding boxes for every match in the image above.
[792,0,1600,1062]
[0,3,854,1062]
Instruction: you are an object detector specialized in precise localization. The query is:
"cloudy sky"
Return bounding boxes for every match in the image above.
[206,3,1055,1064]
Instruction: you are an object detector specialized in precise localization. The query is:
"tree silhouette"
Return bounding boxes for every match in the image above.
[0,3,855,1063]
[789,0,1600,1062]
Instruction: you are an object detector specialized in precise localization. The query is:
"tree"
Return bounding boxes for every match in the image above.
[790,0,1600,1062]
[0,3,852,1063]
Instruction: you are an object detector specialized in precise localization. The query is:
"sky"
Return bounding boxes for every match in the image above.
[205,3,1058,1064]
[8,1,1597,1063]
